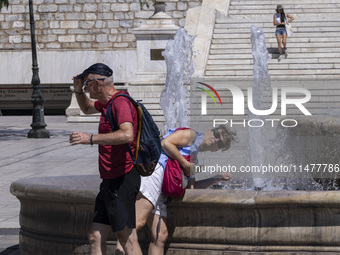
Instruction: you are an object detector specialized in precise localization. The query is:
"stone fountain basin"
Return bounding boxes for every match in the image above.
[282,116,340,136]
[280,116,340,187]
[10,175,340,254]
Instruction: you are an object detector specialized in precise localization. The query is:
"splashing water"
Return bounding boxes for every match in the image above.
[248,26,273,189]
[248,26,335,191]
[159,28,195,133]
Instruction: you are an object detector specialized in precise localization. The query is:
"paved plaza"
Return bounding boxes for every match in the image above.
[0,115,99,254]
[0,114,259,255]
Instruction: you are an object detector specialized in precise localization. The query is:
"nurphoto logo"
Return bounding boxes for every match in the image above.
[197,82,312,128]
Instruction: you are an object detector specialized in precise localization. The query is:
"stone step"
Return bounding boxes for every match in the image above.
[204,1,340,81]
[209,52,340,59]
[191,90,340,100]
[191,100,340,111]
[190,89,340,115]
[193,80,340,89]
[211,42,340,49]
[192,92,340,101]
[229,6,338,12]
[205,69,340,76]
[191,94,340,104]
[207,58,340,66]
[210,48,339,54]
[208,54,254,59]
[214,43,340,50]
[206,63,336,71]
[220,58,340,64]
[207,56,340,63]
[207,59,253,65]
[208,55,340,62]
[209,48,253,54]
[212,34,340,41]
[228,9,339,15]
[216,15,340,23]
[207,57,340,64]
[192,97,340,107]
[203,102,339,114]
[215,21,340,28]
[204,75,340,80]
[230,0,340,5]
[147,110,164,116]
[214,28,340,35]
[189,105,340,117]
[229,4,339,10]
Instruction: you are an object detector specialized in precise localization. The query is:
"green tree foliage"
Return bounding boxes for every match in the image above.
[0,0,9,12]
[139,0,157,9]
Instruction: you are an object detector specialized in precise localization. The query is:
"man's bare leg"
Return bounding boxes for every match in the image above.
[147,213,168,255]
[115,192,154,254]
[88,222,111,255]
[117,226,142,255]
[114,242,125,255]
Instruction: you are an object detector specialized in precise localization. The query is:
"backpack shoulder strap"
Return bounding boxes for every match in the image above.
[105,93,142,163]
[106,100,117,132]
[113,94,143,160]
[106,93,138,128]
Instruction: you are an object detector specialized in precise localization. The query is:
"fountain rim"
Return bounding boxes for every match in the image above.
[10,175,340,207]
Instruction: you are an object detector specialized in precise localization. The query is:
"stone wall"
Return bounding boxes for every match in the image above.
[0,0,202,50]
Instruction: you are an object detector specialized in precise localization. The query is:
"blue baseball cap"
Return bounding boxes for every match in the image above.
[75,63,113,79]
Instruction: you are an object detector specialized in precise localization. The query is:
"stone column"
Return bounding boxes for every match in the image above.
[132,2,179,82]
[66,90,100,123]
[185,0,231,77]
[130,2,179,128]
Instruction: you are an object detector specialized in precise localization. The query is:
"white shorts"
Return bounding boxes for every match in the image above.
[140,163,168,217]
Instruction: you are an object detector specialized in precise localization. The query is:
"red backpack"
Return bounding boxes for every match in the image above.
[161,128,192,198]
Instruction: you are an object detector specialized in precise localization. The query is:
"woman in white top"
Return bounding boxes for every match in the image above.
[273,4,295,59]
[115,125,237,255]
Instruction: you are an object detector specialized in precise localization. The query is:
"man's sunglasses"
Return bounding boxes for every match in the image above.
[83,78,105,89]
[212,129,225,149]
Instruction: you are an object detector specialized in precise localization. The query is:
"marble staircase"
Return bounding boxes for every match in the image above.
[206,0,340,80]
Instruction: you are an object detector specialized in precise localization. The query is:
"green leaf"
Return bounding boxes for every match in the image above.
[139,0,157,10]
[0,0,9,12]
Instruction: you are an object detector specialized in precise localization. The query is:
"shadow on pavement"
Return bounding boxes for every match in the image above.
[0,129,29,140]
[0,245,19,255]
[0,128,74,141]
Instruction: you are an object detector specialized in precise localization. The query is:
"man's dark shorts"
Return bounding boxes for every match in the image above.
[93,167,140,232]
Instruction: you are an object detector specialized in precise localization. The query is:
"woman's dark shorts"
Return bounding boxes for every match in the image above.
[93,167,140,232]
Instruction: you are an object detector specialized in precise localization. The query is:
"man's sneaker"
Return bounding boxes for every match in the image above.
[279,54,283,59]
